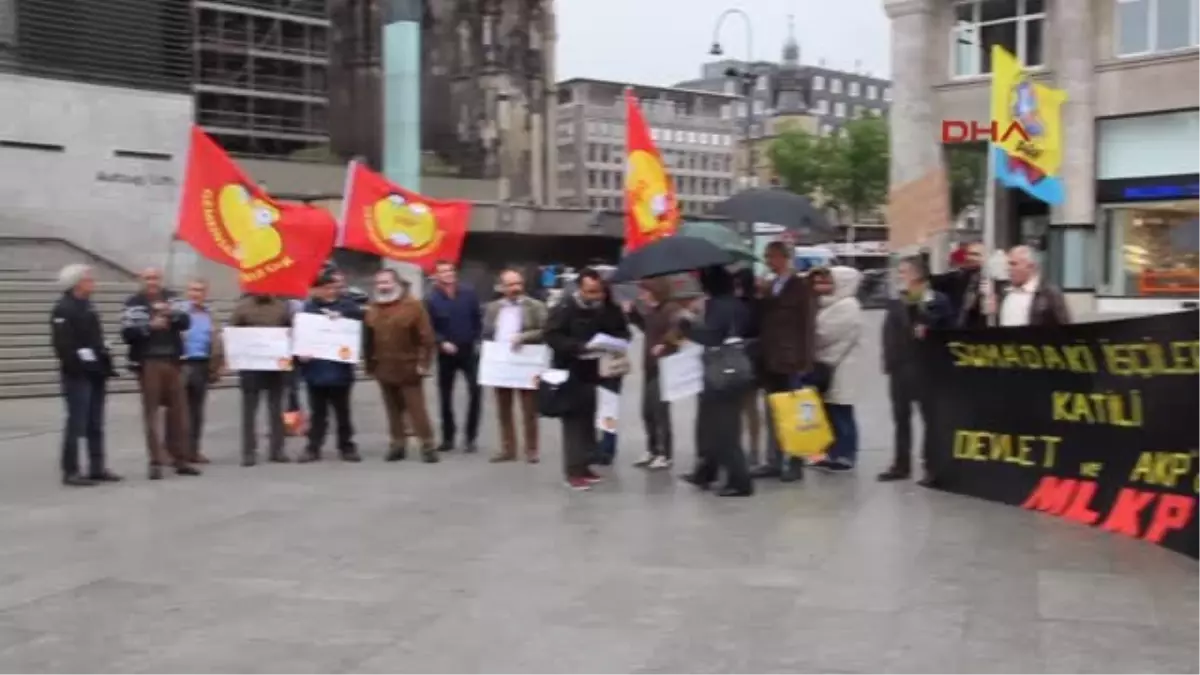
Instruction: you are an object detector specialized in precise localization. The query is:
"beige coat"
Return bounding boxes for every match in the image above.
[815,267,863,405]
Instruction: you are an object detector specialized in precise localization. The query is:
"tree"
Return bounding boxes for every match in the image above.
[766,127,829,198]
[945,144,988,219]
[820,116,890,223]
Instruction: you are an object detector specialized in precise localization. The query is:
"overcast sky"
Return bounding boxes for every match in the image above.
[554,0,892,85]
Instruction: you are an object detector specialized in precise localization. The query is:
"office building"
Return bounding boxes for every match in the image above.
[886,0,1198,315]
[0,0,194,273]
[676,21,893,141]
[554,78,739,216]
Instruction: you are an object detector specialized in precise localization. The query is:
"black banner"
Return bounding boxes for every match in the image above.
[924,311,1200,558]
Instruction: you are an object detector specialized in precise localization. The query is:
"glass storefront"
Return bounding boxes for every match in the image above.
[1099,201,1200,297]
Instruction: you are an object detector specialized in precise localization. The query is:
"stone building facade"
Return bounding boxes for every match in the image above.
[885,0,1199,315]
[328,0,557,205]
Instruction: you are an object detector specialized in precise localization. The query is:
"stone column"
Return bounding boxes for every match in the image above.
[1049,0,1096,303]
[883,0,945,187]
[541,0,558,206]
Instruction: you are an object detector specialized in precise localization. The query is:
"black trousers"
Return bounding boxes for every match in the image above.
[306,384,355,453]
[436,346,481,444]
[642,375,673,459]
[182,360,210,458]
[60,375,106,477]
[693,390,751,491]
[240,371,285,459]
[889,375,934,475]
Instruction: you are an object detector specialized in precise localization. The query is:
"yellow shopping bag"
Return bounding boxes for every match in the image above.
[767,387,834,458]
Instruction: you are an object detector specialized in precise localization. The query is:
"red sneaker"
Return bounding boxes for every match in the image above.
[565,477,592,491]
[582,471,603,484]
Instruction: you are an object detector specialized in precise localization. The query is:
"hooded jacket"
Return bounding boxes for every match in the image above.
[815,266,863,405]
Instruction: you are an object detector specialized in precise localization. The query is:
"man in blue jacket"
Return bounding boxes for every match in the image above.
[297,270,365,463]
[425,260,483,453]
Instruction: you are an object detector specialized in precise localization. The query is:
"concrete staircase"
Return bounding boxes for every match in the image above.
[0,267,239,399]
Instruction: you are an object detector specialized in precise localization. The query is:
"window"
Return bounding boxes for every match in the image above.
[883,87,892,101]
[752,100,764,115]
[724,80,737,94]
[834,102,846,118]
[757,74,769,91]
[867,84,878,100]
[821,123,833,136]
[720,104,731,120]
[815,99,829,114]
[1116,0,1199,56]
[686,131,696,143]
[830,78,842,93]
[1100,202,1199,296]
[812,75,825,90]
[736,101,747,117]
[849,81,860,97]
[854,105,864,118]
[950,0,1045,78]
[699,132,709,144]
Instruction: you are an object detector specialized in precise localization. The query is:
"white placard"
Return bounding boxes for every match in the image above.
[223,327,292,371]
[477,340,551,390]
[595,387,620,432]
[292,313,362,364]
[659,341,704,402]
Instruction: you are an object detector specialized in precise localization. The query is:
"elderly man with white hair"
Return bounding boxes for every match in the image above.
[987,246,1071,327]
[50,264,121,486]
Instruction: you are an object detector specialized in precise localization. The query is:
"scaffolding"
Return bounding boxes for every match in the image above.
[192,0,331,159]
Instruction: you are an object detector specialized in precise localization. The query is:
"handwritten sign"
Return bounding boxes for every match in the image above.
[292,313,362,364]
[477,341,550,390]
[223,327,292,371]
[924,311,1199,558]
[659,342,704,402]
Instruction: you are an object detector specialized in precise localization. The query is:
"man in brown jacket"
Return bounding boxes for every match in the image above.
[229,292,293,466]
[481,269,548,463]
[753,240,818,483]
[363,268,439,464]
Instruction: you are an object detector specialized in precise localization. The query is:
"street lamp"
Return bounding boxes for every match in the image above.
[710,8,756,238]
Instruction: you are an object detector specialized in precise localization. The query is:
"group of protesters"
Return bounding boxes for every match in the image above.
[48,238,1068,496]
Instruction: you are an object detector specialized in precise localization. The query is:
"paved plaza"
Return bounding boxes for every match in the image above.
[0,314,1195,673]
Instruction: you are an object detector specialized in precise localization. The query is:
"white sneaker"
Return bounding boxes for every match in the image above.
[633,452,654,468]
[648,456,672,470]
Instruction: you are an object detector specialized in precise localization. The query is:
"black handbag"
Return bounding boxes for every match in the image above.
[702,341,755,393]
[537,375,577,418]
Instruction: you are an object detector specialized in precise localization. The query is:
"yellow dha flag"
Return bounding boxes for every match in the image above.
[989,44,1066,179]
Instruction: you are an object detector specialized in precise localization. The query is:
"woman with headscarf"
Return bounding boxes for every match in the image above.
[679,265,753,497]
[810,266,864,471]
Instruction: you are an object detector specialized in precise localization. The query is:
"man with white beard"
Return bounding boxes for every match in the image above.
[362,268,440,464]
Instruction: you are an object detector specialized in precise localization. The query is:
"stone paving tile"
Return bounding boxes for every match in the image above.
[0,317,1194,673]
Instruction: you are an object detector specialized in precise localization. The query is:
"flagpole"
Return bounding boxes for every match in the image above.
[981,142,998,327]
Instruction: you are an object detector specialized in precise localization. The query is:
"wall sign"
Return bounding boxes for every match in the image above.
[95,171,176,188]
[1096,173,1200,203]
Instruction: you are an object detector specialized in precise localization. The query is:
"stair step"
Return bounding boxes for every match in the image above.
[0,358,57,373]
[0,378,239,399]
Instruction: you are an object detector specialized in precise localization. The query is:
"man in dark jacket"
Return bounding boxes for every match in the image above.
[297,270,365,463]
[51,264,121,486]
[623,277,683,469]
[544,268,630,490]
[931,242,996,329]
[229,292,294,466]
[753,240,818,483]
[994,245,1072,327]
[879,256,953,486]
[121,267,199,480]
[425,260,484,453]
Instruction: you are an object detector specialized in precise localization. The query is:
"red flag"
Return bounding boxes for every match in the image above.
[175,127,336,296]
[339,161,470,273]
[624,88,680,251]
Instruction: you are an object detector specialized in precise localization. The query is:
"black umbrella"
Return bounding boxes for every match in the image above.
[713,188,835,239]
[610,236,733,283]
